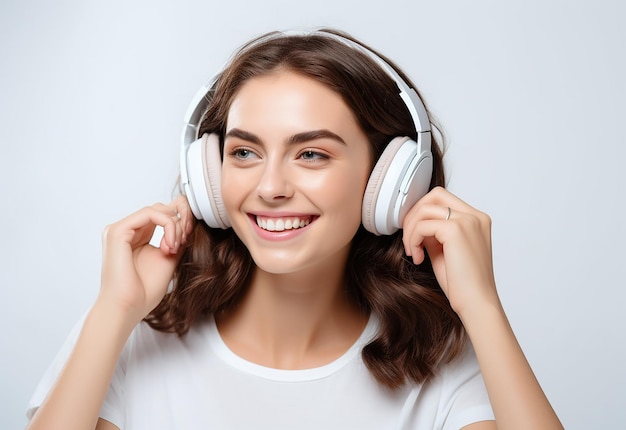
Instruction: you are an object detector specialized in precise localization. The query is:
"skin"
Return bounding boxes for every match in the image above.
[222,71,372,278]
[216,71,371,368]
[26,69,563,430]
[403,189,563,429]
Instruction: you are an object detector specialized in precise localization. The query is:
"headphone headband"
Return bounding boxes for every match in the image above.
[180,29,434,235]
[281,30,431,142]
[181,30,431,150]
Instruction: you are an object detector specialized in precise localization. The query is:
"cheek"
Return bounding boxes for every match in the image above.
[220,170,234,208]
[220,166,249,212]
[308,165,371,219]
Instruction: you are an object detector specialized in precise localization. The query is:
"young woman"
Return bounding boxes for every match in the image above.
[26,29,563,429]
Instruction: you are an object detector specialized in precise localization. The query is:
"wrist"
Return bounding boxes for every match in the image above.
[90,296,144,337]
[456,295,507,334]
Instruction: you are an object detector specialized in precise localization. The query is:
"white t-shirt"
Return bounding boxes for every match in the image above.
[27,313,494,429]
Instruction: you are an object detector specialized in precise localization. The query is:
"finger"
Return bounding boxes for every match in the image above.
[402,203,454,255]
[161,196,193,242]
[102,209,180,281]
[151,202,191,252]
[405,202,452,226]
[404,209,469,264]
[172,195,195,238]
[112,208,175,246]
[159,215,176,255]
[161,209,189,255]
[140,205,186,254]
[404,218,447,263]
[419,187,479,217]
[174,210,185,251]
[154,204,183,252]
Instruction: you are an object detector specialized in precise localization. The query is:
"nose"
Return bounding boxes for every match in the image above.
[256,160,294,202]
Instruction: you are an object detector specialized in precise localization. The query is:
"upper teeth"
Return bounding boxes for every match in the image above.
[256,216,311,232]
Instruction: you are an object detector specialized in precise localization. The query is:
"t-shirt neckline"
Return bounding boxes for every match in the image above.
[207,313,378,382]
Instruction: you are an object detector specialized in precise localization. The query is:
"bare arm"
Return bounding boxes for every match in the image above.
[27,303,134,430]
[403,187,563,430]
[96,418,121,430]
[459,301,562,428]
[26,197,193,430]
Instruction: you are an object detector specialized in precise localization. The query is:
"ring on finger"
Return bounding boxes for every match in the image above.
[444,207,451,221]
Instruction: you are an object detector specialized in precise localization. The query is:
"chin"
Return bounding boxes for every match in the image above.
[250,253,311,276]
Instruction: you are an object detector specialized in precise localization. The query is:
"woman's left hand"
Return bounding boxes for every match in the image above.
[403,187,564,429]
[402,186,500,317]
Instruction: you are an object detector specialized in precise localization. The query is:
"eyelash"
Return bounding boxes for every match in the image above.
[227,147,329,163]
[298,150,329,162]
[229,147,257,160]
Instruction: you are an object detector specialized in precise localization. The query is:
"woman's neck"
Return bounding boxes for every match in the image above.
[216,264,368,370]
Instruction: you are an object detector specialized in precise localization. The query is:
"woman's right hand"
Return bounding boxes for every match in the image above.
[26,196,195,430]
[97,195,195,324]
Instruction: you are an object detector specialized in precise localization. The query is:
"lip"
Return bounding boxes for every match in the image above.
[247,212,318,241]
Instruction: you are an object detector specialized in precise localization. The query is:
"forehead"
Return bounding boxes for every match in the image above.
[225,70,359,133]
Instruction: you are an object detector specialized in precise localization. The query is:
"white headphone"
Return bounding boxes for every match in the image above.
[180,30,433,235]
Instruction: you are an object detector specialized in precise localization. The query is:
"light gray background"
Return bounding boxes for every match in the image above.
[1,0,624,428]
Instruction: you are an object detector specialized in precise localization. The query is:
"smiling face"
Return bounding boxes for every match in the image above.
[221,70,373,276]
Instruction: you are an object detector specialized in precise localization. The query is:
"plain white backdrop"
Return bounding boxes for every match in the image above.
[1,0,624,428]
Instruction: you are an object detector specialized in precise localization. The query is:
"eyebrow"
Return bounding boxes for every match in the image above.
[224,128,346,146]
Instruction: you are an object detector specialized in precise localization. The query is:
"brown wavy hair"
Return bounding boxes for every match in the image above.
[145,29,466,389]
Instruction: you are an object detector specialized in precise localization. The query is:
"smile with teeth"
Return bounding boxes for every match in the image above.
[255,215,313,232]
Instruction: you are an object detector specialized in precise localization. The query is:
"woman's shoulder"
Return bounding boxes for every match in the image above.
[130,314,214,353]
[435,340,483,384]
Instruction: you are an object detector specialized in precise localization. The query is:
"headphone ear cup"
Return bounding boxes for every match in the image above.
[362,136,432,235]
[201,134,230,228]
[184,133,230,229]
[362,137,406,235]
